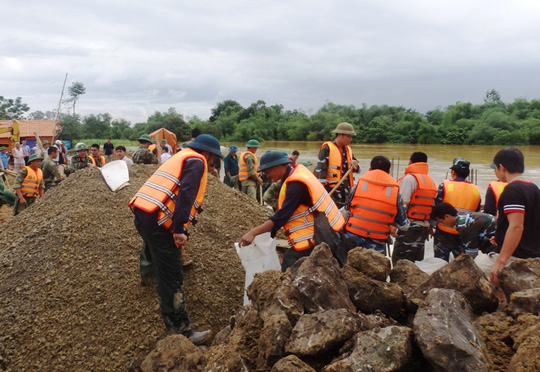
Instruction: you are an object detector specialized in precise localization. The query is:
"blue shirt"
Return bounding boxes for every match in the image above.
[224,153,239,177]
[0,152,7,169]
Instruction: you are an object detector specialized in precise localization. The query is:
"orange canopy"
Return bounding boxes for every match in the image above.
[149,128,177,154]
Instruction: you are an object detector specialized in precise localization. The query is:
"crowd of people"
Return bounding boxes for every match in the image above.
[2,123,539,345]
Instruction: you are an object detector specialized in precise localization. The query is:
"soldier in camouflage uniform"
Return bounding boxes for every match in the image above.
[70,143,95,172]
[133,134,159,165]
[263,179,282,211]
[431,202,496,258]
[13,154,45,215]
[41,147,66,191]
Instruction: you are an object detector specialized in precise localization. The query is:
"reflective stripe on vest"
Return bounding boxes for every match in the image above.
[20,166,43,197]
[277,164,345,251]
[438,179,481,234]
[321,141,354,189]
[345,169,398,240]
[398,163,437,220]
[128,148,207,231]
[238,151,258,182]
[488,181,507,208]
[90,155,106,167]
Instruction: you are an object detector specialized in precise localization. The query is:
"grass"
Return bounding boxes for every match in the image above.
[76,139,139,147]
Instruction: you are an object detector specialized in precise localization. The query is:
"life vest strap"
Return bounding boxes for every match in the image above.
[347,222,389,237]
[350,204,394,217]
[350,214,391,227]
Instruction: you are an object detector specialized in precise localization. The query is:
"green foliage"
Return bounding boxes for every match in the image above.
[0,96,30,119]
[66,82,86,114]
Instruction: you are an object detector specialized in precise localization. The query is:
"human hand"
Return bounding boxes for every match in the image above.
[173,233,188,248]
[390,225,398,238]
[490,260,505,285]
[19,197,27,205]
[489,236,498,246]
[351,159,359,171]
[257,177,263,185]
[239,232,255,247]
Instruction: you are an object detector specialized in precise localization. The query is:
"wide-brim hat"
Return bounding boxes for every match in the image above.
[450,157,470,171]
[228,145,238,152]
[28,154,43,163]
[42,140,50,145]
[75,143,89,151]
[332,122,357,135]
[259,151,291,171]
[184,134,223,158]
[160,139,167,144]
[138,134,152,143]
[245,139,261,148]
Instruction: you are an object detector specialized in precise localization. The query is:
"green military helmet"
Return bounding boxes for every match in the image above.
[0,146,6,151]
[185,134,223,158]
[75,143,89,151]
[160,139,167,144]
[450,157,470,171]
[42,140,50,145]
[138,134,152,143]
[245,139,261,148]
[28,153,43,163]
[0,188,16,206]
[259,150,291,171]
[332,122,357,136]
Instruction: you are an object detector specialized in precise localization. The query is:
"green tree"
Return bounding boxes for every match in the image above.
[66,82,86,115]
[81,114,111,138]
[0,96,30,119]
[57,114,82,140]
[147,108,191,141]
[109,118,133,139]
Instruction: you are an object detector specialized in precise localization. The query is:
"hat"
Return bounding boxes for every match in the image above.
[450,157,470,171]
[332,122,356,135]
[75,143,89,151]
[42,140,50,145]
[184,134,223,158]
[245,139,261,148]
[228,145,238,152]
[0,146,6,151]
[160,139,167,144]
[28,153,43,163]
[55,140,63,145]
[138,134,152,143]
[259,151,291,171]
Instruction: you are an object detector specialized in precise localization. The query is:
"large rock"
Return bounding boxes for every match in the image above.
[285,309,363,356]
[247,270,284,312]
[509,287,540,315]
[499,258,540,299]
[390,259,430,295]
[323,326,416,372]
[409,255,498,314]
[140,334,206,372]
[257,314,292,367]
[347,247,391,281]
[414,288,490,372]
[271,355,315,372]
[342,265,404,320]
[509,323,540,371]
[291,244,355,313]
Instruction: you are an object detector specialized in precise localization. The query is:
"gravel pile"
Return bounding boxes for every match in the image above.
[0,164,271,370]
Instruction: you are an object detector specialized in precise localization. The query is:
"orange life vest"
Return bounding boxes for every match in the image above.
[89,155,106,167]
[20,166,43,197]
[148,144,156,152]
[238,151,258,182]
[320,141,354,189]
[277,164,345,251]
[438,179,481,234]
[398,163,437,220]
[345,169,399,240]
[128,148,207,231]
[488,180,507,208]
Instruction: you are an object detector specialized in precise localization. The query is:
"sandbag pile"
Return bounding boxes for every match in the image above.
[0,165,271,370]
[138,246,540,372]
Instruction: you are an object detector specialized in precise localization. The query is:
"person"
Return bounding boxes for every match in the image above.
[21,138,30,164]
[473,148,540,285]
[239,151,346,271]
[161,146,172,163]
[37,140,51,158]
[289,150,299,168]
[115,146,133,164]
[263,179,282,211]
[89,144,106,167]
[191,128,201,141]
[239,139,263,200]
[13,153,44,215]
[103,137,114,163]
[223,145,239,187]
[431,202,496,258]
[128,134,223,344]
[392,152,437,264]
[314,122,360,208]
[212,154,221,178]
[12,142,26,172]
[55,140,68,165]
[133,134,159,164]
[70,143,95,171]
[433,157,481,261]
[0,181,16,207]
[484,174,507,216]
[342,155,409,255]
[0,146,9,184]
[160,139,173,155]
[41,146,66,191]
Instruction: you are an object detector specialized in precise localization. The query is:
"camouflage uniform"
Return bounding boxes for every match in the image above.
[455,212,496,257]
[263,180,282,210]
[70,155,93,172]
[41,157,62,191]
[133,146,159,165]
[13,167,44,215]
[241,153,258,200]
[314,144,355,208]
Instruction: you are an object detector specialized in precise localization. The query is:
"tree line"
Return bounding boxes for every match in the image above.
[3,89,540,145]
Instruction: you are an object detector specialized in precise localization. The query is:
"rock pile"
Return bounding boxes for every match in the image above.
[138,246,540,371]
[0,165,271,370]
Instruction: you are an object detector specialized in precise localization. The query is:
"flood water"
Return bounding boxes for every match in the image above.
[223,142,540,196]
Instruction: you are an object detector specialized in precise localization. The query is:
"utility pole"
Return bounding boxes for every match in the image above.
[52,73,68,141]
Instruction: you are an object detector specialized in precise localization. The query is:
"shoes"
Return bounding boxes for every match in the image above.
[187,329,213,345]
[140,273,153,287]
[182,258,193,267]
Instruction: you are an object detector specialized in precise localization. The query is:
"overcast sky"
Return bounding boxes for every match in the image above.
[2,0,540,123]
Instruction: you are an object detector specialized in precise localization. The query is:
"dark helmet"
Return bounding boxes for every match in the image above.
[184,134,223,158]
[259,151,291,171]
[450,157,470,171]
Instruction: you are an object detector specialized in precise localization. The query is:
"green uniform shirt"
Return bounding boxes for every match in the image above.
[133,146,158,164]
[263,180,282,208]
[455,212,496,251]
[241,153,257,187]
[13,168,45,190]
[71,155,93,172]
[40,157,62,187]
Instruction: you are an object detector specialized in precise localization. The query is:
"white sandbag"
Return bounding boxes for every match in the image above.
[100,160,130,191]
[415,256,448,275]
[235,233,281,306]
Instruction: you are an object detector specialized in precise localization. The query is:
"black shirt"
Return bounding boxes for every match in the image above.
[172,157,204,234]
[103,142,114,155]
[495,180,540,258]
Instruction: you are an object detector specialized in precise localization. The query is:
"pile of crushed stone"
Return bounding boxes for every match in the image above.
[0,164,271,370]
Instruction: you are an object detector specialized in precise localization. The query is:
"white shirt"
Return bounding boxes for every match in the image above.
[161,153,172,163]
[121,157,134,165]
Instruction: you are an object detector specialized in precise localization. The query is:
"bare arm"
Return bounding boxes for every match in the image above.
[490,212,524,285]
[239,220,275,247]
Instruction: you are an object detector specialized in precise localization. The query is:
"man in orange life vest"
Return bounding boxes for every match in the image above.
[13,153,44,216]
[433,157,481,261]
[342,156,409,254]
[89,144,106,167]
[239,151,346,271]
[392,152,437,264]
[483,167,507,216]
[239,139,263,200]
[314,122,360,208]
[128,134,223,344]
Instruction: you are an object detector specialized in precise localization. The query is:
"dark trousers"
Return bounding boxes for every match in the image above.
[392,224,429,265]
[434,228,461,262]
[282,247,314,272]
[134,209,190,333]
[13,196,36,216]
